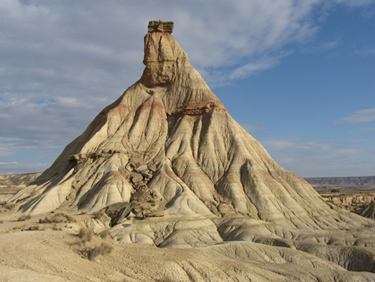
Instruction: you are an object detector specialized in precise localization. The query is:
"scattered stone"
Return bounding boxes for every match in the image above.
[110,205,132,226]
[130,173,143,184]
[105,202,130,218]
[125,163,134,172]
[135,165,148,172]
[218,202,234,215]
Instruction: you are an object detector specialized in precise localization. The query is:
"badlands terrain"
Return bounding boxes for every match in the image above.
[1,21,375,281]
[307,176,375,218]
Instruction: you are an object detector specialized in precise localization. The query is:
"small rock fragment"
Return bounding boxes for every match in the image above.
[135,165,148,172]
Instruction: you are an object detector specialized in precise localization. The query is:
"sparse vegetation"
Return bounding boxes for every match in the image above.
[78,225,93,243]
[39,212,76,224]
[21,225,41,231]
[18,214,31,221]
[0,201,16,211]
[331,189,340,193]
[80,242,113,261]
[75,224,113,261]
[52,224,62,231]
[93,210,107,221]
[99,229,111,239]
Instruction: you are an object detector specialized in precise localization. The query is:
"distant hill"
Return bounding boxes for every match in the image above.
[0,172,41,201]
[1,173,374,199]
[0,173,41,186]
[305,176,375,192]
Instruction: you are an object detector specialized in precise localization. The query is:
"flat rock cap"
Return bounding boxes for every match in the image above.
[148,20,174,33]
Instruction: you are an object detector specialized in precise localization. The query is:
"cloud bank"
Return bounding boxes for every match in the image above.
[0,0,373,174]
[263,138,375,177]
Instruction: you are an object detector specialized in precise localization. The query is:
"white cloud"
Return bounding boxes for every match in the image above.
[356,48,375,55]
[0,162,48,175]
[303,40,341,53]
[0,0,374,174]
[262,138,375,177]
[337,108,375,124]
[229,56,283,80]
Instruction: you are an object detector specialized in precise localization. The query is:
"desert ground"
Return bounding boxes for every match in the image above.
[1,173,375,282]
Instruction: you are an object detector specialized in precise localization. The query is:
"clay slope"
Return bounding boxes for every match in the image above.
[357,202,375,219]
[10,20,371,231]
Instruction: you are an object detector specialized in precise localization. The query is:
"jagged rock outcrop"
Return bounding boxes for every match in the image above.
[357,201,375,219]
[320,191,375,213]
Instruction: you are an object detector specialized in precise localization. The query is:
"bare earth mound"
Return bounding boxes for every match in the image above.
[0,172,41,201]
[2,20,375,281]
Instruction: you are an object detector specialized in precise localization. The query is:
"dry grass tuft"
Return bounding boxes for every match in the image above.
[39,212,76,224]
[80,242,113,261]
[78,225,93,243]
[52,224,62,231]
[0,201,16,211]
[99,229,111,239]
[93,210,107,221]
[18,214,31,221]
[21,225,41,231]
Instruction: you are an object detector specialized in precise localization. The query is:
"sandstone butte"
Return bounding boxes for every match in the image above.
[4,20,375,281]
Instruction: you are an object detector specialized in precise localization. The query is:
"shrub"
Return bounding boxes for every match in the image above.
[93,210,107,221]
[52,224,62,231]
[99,229,111,239]
[78,225,93,243]
[18,214,31,221]
[331,189,340,193]
[39,212,76,224]
[81,243,113,261]
[22,225,40,231]
[0,202,15,210]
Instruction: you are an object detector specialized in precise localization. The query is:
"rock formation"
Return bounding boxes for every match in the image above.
[320,191,375,213]
[357,201,375,219]
[0,173,41,201]
[11,20,372,227]
[5,20,375,280]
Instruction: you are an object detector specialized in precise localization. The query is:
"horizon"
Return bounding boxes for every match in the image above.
[2,171,375,179]
[1,1,374,177]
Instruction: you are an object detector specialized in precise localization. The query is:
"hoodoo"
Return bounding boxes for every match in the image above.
[5,20,375,282]
[11,20,373,246]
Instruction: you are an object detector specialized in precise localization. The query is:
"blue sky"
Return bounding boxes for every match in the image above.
[0,0,374,177]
